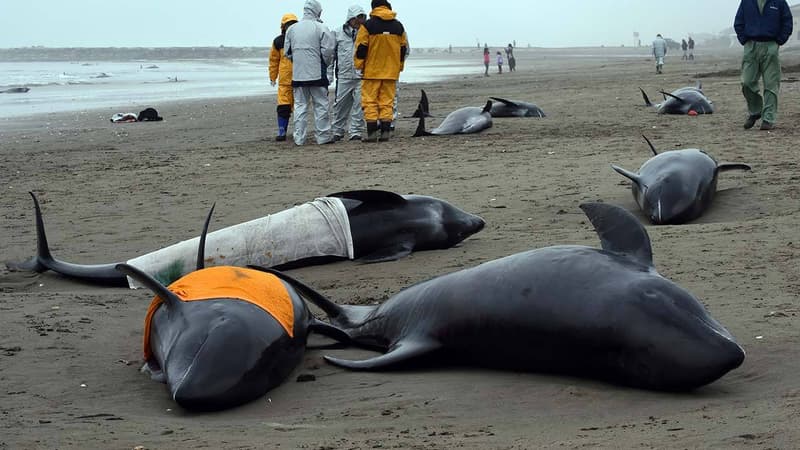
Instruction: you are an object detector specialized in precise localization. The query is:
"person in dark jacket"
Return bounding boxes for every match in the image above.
[734,0,793,130]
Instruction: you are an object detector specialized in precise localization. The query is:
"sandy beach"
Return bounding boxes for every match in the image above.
[2,46,800,449]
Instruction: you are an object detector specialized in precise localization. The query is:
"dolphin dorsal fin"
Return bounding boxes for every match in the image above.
[642,134,659,156]
[611,164,643,186]
[196,203,216,271]
[579,202,653,267]
[639,88,653,107]
[419,89,430,115]
[660,90,686,103]
[115,264,184,309]
[481,100,493,114]
[489,96,518,107]
[327,190,406,205]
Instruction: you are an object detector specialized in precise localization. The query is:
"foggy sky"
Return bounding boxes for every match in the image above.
[0,1,746,49]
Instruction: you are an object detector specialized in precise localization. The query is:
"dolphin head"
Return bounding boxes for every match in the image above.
[159,300,298,411]
[613,276,745,390]
[432,198,486,248]
[640,174,696,225]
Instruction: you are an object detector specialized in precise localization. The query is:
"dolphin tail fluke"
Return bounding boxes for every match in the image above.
[640,88,653,107]
[324,338,442,371]
[717,163,752,172]
[641,135,659,156]
[611,164,642,186]
[481,100,493,114]
[115,263,183,309]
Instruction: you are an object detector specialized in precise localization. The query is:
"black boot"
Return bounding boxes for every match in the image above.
[379,122,392,142]
[363,122,379,143]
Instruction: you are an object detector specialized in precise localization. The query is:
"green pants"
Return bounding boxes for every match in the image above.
[741,41,781,123]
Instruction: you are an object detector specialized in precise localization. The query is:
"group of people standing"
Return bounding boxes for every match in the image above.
[483,43,516,76]
[268,0,408,145]
[680,37,696,60]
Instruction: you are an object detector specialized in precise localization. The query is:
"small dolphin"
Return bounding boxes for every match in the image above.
[116,205,347,411]
[640,83,714,114]
[489,97,546,117]
[612,135,751,224]
[413,97,493,136]
[255,202,745,391]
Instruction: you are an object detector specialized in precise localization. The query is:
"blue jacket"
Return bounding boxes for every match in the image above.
[734,0,794,45]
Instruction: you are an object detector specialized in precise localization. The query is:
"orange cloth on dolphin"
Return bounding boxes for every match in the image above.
[143,266,295,360]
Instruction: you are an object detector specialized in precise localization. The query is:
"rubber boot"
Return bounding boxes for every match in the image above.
[276,116,289,142]
[363,122,379,143]
[379,122,392,142]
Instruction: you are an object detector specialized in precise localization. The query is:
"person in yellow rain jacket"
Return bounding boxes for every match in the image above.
[269,13,299,141]
[354,0,408,142]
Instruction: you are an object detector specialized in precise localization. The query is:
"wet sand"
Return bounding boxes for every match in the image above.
[2,47,800,449]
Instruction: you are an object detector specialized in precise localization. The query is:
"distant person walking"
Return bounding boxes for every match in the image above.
[681,39,689,60]
[735,0,793,130]
[331,5,367,142]
[285,0,336,145]
[483,45,490,76]
[652,34,667,74]
[269,13,299,142]
[497,51,503,74]
[688,36,695,60]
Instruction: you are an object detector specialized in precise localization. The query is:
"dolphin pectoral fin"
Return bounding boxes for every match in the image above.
[641,135,659,156]
[247,265,345,320]
[115,264,184,309]
[611,165,642,186]
[142,361,166,383]
[717,163,752,172]
[489,96,518,107]
[579,203,654,268]
[481,100,492,114]
[357,239,414,263]
[660,91,686,103]
[327,190,407,205]
[324,338,441,370]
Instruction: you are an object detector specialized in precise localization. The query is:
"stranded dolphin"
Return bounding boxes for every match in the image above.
[7,190,485,288]
[116,206,347,411]
[612,136,751,225]
[413,95,493,136]
[255,202,745,391]
[640,83,714,115]
[489,97,546,117]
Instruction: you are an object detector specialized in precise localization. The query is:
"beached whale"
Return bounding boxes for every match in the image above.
[640,83,714,115]
[7,190,485,288]
[413,98,493,136]
[255,202,745,391]
[117,207,347,411]
[612,136,751,224]
[489,97,546,117]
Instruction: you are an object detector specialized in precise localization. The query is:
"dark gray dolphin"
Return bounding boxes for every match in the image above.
[489,97,546,117]
[612,136,751,225]
[256,202,745,391]
[1,87,30,93]
[8,190,484,286]
[413,99,493,136]
[115,206,347,411]
[640,83,714,114]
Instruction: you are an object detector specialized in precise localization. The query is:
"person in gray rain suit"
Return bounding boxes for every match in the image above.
[285,0,336,145]
[331,5,367,141]
[652,34,668,74]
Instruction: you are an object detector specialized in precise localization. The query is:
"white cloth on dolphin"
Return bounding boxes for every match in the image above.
[125,197,354,289]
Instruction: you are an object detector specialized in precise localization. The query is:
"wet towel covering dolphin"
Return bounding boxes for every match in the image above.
[125,197,354,288]
[143,267,295,360]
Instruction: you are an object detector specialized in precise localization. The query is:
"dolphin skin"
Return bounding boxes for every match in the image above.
[259,203,745,391]
[7,190,484,287]
[612,136,751,224]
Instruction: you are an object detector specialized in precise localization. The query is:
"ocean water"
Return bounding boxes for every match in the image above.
[0,58,471,119]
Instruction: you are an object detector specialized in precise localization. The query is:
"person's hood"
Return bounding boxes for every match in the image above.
[281,13,298,27]
[346,5,366,22]
[303,0,323,22]
[370,5,396,21]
